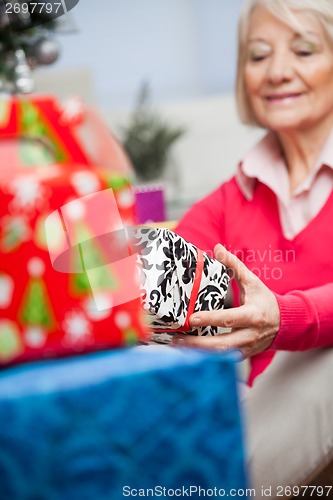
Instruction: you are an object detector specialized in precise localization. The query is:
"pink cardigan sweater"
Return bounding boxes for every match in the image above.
[175,177,333,385]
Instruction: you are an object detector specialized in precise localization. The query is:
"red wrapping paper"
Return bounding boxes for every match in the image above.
[0,95,147,365]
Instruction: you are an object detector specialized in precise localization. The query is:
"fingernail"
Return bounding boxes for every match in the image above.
[190,316,201,325]
[172,336,184,344]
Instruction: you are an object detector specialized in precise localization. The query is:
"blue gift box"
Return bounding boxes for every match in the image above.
[0,347,246,499]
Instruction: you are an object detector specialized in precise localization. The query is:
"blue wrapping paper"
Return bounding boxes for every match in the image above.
[0,347,246,499]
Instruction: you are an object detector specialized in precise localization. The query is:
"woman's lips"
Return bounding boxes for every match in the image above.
[264,92,303,105]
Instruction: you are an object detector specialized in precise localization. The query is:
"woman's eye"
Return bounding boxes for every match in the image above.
[294,42,317,57]
[248,42,271,62]
[295,50,313,57]
[249,53,268,62]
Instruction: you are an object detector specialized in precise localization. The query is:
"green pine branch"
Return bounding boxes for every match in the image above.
[0,0,58,81]
[120,83,186,181]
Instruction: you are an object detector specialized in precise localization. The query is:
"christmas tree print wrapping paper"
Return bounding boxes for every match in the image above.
[0,96,147,365]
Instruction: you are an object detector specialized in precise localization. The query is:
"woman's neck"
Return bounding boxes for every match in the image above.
[276,118,333,193]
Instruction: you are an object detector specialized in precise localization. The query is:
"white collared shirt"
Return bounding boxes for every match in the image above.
[236,131,333,239]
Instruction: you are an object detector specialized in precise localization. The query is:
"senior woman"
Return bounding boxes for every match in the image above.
[174,0,333,493]
[174,0,333,384]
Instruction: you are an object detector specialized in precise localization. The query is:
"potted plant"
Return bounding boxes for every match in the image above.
[120,83,186,183]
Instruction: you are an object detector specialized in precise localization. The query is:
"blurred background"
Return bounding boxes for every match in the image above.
[33,0,264,219]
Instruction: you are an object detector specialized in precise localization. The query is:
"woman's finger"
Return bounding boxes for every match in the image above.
[216,328,275,353]
[172,328,275,357]
[189,304,259,329]
[172,333,234,351]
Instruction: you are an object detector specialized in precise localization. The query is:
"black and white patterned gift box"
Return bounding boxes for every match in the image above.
[132,228,230,335]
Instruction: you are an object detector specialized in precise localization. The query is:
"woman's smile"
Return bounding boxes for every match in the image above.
[244,6,333,133]
[263,91,304,105]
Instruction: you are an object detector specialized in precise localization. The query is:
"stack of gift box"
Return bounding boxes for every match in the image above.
[0,94,246,497]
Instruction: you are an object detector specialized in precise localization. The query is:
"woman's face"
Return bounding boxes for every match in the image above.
[244,6,333,133]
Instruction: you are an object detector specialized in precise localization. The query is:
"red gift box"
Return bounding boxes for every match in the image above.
[0,95,147,365]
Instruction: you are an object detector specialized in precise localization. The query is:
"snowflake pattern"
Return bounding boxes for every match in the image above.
[60,97,84,126]
[83,295,112,321]
[24,326,46,348]
[62,311,93,348]
[8,175,48,213]
[116,188,134,209]
[114,311,131,329]
[71,171,100,196]
[27,257,45,277]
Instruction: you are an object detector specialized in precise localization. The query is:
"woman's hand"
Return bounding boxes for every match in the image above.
[172,244,280,358]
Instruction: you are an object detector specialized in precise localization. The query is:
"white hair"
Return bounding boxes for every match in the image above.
[236,0,333,126]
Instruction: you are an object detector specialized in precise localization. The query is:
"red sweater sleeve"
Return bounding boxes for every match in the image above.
[176,180,333,354]
[272,284,333,350]
[174,185,226,256]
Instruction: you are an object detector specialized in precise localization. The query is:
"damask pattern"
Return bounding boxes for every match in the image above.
[134,228,230,335]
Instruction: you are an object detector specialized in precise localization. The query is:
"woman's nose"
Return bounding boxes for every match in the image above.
[266,50,293,84]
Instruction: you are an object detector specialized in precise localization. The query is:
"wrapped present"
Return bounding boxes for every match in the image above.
[133,184,166,224]
[0,95,147,365]
[0,347,247,497]
[133,228,230,335]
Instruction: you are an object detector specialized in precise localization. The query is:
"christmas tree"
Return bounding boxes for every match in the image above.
[0,0,62,93]
[19,278,55,328]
